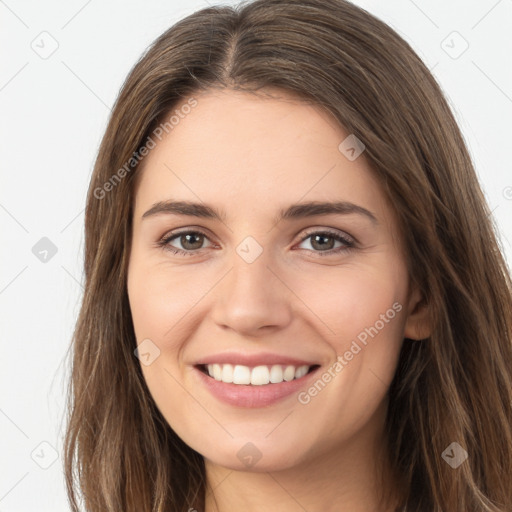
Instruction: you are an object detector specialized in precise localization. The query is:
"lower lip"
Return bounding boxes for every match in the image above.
[193,366,320,408]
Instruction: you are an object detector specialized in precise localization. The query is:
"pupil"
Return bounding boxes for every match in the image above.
[312,234,334,250]
[182,233,203,250]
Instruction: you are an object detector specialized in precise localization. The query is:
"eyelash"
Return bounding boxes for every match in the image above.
[157,228,356,257]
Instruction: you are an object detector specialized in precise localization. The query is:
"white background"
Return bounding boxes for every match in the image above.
[1,0,511,510]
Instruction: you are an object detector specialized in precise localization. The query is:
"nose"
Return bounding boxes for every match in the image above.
[210,248,293,336]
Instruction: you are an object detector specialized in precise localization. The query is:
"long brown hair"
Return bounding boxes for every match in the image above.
[64,0,512,510]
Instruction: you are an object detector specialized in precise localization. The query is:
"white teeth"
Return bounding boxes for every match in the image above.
[295,365,309,379]
[205,363,311,385]
[221,363,234,383]
[213,364,222,381]
[233,365,251,384]
[283,365,295,382]
[269,365,283,383]
[251,366,270,385]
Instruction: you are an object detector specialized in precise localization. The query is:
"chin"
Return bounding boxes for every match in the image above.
[200,437,307,473]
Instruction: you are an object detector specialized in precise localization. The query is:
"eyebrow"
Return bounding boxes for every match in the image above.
[141,200,378,224]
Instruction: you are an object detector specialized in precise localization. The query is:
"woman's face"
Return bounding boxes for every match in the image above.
[127,88,425,472]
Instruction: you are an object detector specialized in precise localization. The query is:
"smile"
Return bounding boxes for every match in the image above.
[203,363,315,385]
[193,360,321,408]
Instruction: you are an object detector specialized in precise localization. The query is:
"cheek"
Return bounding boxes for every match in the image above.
[293,260,407,349]
[127,258,209,425]
[337,275,404,352]
[287,263,407,438]
[127,258,210,348]
[290,261,407,402]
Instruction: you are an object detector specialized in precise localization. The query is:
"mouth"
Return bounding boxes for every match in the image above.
[196,363,321,386]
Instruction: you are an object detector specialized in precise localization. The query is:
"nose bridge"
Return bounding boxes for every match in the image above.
[231,245,273,297]
[211,241,292,333]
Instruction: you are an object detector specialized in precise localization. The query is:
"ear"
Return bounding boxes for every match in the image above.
[403,284,431,340]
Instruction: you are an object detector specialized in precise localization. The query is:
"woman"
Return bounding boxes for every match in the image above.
[64,0,512,511]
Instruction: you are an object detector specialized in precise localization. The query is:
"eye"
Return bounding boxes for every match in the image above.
[295,229,355,256]
[157,229,214,256]
[157,228,356,257]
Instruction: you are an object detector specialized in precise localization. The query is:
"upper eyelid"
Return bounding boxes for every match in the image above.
[160,227,214,244]
[300,227,355,243]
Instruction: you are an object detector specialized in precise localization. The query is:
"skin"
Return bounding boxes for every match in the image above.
[127,88,430,512]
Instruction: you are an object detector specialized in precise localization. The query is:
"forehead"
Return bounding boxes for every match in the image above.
[162,88,346,169]
[133,88,385,220]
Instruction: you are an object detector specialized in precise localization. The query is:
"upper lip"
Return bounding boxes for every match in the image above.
[194,352,320,367]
